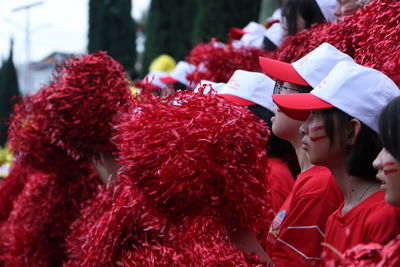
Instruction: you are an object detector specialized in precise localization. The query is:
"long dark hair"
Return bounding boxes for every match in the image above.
[282,0,326,35]
[322,108,382,181]
[379,96,400,162]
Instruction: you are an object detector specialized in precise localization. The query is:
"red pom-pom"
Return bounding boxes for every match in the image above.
[0,162,100,267]
[187,41,271,84]
[114,90,270,232]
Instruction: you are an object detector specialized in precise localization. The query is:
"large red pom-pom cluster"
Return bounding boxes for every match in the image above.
[114,90,270,232]
[187,41,271,84]
[0,162,100,267]
[65,185,265,266]
[7,88,77,173]
[40,51,134,159]
[64,184,176,267]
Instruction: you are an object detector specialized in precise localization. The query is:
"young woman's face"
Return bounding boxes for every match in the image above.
[271,82,306,143]
[299,110,346,167]
[334,0,360,19]
[373,148,400,206]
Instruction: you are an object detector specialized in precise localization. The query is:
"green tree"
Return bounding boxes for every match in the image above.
[0,41,20,146]
[141,0,197,77]
[88,0,137,78]
[192,0,261,44]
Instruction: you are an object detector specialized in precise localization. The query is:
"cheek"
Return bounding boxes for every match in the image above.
[309,125,328,142]
[272,111,300,140]
[383,162,399,175]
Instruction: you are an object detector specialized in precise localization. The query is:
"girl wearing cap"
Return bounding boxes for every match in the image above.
[328,96,400,266]
[272,60,400,262]
[259,43,350,266]
[374,96,400,207]
[282,0,336,36]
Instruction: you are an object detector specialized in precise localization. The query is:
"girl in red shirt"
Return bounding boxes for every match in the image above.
[272,60,400,262]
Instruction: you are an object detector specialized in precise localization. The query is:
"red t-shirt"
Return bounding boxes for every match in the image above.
[266,158,295,220]
[266,165,343,267]
[322,190,400,261]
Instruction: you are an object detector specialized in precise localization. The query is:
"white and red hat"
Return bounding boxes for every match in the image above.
[217,70,275,111]
[136,70,167,89]
[194,80,226,94]
[316,0,337,23]
[160,61,196,86]
[272,61,400,132]
[259,42,354,87]
[264,22,284,47]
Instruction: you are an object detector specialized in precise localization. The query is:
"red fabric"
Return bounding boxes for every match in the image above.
[266,166,343,267]
[266,158,295,221]
[63,90,270,266]
[322,190,400,262]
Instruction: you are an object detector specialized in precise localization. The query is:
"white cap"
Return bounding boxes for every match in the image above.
[160,61,196,86]
[239,22,268,48]
[316,0,337,23]
[142,70,168,89]
[217,70,276,111]
[194,80,226,94]
[264,22,284,47]
[260,43,354,88]
[273,61,400,133]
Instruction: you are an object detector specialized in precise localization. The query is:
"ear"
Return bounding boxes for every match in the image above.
[347,118,362,145]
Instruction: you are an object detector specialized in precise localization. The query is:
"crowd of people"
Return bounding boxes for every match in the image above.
[0,0,399,266]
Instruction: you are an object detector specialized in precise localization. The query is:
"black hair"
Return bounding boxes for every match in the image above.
[173,81,189,91]
[322,108,382,181]
[282,0,326,35]
[379,96,400,162]
[262,37,278,51]
[247,104,300,177]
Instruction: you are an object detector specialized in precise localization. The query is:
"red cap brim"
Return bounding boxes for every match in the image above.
[228,27,246,40]
[272,93,334,121]
[218,94,255,106]
[259,56,309,86]
[159,76,178,84]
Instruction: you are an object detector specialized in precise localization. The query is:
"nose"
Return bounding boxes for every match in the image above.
[372,149,384,170]
[299,122,308,137]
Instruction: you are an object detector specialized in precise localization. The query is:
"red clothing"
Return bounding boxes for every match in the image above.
[266,166,343,267]
[266,158,295,218]
[322,190,400,261]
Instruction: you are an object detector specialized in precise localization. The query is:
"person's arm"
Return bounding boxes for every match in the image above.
[229,228,273,264]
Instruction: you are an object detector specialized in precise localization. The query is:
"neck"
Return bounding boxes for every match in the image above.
[329,164,379,214]
[292,138,313,173]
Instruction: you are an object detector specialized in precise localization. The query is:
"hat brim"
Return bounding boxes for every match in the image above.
[228,27,246,40]
[159,76,178,84]
[259,56,309,86]
[218,94,255,106]
[272,93,334,121]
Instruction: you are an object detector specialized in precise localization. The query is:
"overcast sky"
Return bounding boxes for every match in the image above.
[0,0,150,65]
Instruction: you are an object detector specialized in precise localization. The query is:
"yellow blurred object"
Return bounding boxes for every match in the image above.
[149,55,176,74]
[0,146,12,166]
[0,146,12,178]
[130,85,141,96]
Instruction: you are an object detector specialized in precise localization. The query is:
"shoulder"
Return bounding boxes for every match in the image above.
[294,166,342,204]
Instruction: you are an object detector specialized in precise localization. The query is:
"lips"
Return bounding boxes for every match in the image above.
[376,174,387,190]
[301,139,309,150]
